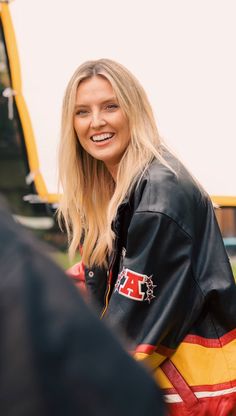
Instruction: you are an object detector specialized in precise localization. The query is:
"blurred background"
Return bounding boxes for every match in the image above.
[0,0,236,273]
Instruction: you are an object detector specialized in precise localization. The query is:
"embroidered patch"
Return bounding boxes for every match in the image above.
[115,268,156,303]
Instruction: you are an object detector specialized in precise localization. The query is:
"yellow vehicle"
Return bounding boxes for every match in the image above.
[0,2,57,236]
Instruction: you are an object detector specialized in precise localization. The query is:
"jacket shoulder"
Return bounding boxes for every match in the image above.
[134,151,211,238]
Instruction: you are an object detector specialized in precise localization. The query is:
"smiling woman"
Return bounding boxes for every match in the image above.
[58,58,163,267]
[58,58,236,416]
[73,76,130,179]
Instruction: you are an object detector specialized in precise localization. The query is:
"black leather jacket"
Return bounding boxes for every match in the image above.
[84,150,236,413]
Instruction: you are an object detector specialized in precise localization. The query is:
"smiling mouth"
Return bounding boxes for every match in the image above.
[90,133,115,142]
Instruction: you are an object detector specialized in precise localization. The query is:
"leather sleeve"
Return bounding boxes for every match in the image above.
[113,211,204,364]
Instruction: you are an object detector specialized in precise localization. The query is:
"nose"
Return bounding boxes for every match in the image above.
[90,111,106,129]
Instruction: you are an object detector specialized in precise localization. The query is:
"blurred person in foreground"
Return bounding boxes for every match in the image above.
[58,58,236,415]
[0,196,165,416]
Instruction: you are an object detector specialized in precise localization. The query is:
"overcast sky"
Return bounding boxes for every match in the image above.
[10,0,236,196]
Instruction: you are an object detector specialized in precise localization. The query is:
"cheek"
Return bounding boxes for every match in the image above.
[74,120,85,140]
[117,115,130,137]
[122,123,130,143]
[76,137,88,155]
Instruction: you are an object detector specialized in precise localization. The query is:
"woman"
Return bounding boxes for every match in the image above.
[58,59,236,415]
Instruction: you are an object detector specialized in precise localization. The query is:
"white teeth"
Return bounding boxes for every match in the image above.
[91,133,114,142]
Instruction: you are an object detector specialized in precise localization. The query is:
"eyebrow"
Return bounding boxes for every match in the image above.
[74,96,118,109]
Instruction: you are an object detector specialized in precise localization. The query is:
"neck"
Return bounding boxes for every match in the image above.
[105,163,118,182]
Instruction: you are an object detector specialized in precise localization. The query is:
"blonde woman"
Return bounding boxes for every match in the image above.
[58,59,236,415]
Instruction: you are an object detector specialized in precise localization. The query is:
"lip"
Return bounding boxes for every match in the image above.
[90,134,115,147]
[90,133,115,147]
[90,132,115,140]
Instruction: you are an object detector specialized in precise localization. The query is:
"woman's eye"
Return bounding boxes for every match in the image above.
[106,104,119,111]
[76,109,88,116]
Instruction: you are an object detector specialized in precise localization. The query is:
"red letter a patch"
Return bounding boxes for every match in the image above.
[117,268,145,301]
[119,269,145,300]
[115,268,156,303]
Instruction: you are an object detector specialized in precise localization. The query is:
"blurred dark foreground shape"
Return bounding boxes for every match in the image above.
[0,195,165,416]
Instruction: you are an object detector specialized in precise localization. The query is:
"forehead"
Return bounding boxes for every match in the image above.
[75,75,116,104]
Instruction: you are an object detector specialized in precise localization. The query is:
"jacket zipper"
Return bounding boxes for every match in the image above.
[100,269,112,319]
[100,233,119,319]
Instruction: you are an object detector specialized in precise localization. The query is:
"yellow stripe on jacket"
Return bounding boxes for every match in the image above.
[134,337,236,390]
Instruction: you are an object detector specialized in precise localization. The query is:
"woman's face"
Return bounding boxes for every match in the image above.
[74,75,130,179]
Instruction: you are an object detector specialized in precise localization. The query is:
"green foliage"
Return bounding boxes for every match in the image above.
[52,251,81,270]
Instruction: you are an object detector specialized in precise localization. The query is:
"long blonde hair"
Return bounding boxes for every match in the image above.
[58,58,167,267]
